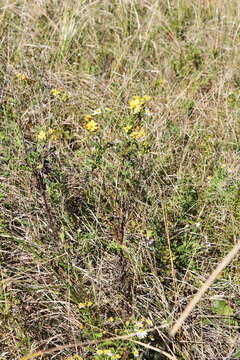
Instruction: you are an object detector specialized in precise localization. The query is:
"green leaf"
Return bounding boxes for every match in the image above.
[212,299,233,316]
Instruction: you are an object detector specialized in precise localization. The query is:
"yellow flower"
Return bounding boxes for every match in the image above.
[37,130,47,141]
[96,349,103,355]
[73,355,83,360]
[112,354,120,360]
[16,73,28,81]
[47,128,61,141]
[130,129,145,139]
[129,96,143,114]
[123,125,133,133]
[133,350,139,357]
[146,319,153,326]
[78,302,85,309]
[142,95,151,102]
[51,88,62,97]
[87,301,93,307]
[61,92,71,102]
[129,95,151,114]
[84,114,92,121]
[85,120,98,132]
[103,349,112,355]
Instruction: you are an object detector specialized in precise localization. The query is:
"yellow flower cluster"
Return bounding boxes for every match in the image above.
[130,129,145,139]
[66,355,83,360]
[96,349,120,359]
[78,301,93,308]
[16,73,28,81]
[123,125,145,139]
[51,88,71,101]
[36,128,61,141]
[129,95,151,114]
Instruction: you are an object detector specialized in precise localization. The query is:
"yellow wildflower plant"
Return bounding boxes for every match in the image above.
[85,119,98,132]
[130,129,145,139]
[129,95,151,114]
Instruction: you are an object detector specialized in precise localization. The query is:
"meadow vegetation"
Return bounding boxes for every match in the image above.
[0,0,240,359]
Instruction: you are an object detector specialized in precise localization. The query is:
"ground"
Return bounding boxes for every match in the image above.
[0,0,240,359]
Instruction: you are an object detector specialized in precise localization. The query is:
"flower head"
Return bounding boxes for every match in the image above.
[123,124,133,133]
[37,130,47,141]
[144,107,153,117]
[85,120,98,132]
[85,114,92,121]
[136,328,147,339]
[78,302,85,309]
[130,129,145,139]
[129,95,151,114]
[16,73,28,81]
[146,318,153,326]
[47,128,61,141]
[51,88,62,97]
[142,95,151,102]
[96,349,104,355]
[92,108,102,115]
[129,96,142,114]
[112,354,120,360]
[134,321,144,328]
[133,349,139,357]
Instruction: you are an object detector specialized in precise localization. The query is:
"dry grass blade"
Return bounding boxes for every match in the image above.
[169,239,240,337]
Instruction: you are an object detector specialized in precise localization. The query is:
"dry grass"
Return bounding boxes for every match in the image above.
[1,0,240,359]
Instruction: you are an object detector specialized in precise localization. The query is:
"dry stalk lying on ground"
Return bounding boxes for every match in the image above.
[170,239,240,336]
